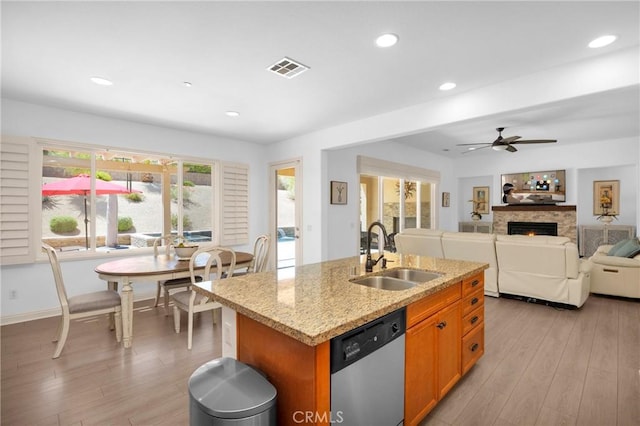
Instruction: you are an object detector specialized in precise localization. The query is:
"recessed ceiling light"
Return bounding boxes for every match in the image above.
[225,111,240,117]
[90,76,113,86]
[439,82,457,91]
[183,81,192,87]
[588,35,617,48]
[375,33,399,48]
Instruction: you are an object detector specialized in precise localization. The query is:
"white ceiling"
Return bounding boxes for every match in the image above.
[2,1,639,157]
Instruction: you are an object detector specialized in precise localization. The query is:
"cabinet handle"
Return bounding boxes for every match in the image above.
[470,316,479,324]
[471,279,480,287]
[436,321,447,329]
[470,343,479,352]
[470,297,479,306]
[603,268,619,273]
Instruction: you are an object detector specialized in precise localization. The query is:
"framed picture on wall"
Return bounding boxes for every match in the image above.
[472,186,490,214]
[593,180,620,215]
[442,192,450,207]
[331,181,347,205]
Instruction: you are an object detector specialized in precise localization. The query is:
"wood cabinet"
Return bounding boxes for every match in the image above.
[461,273,485,374]
[405,283,462,426]
[405,272,485,426]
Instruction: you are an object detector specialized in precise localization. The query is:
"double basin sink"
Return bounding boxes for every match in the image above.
[350,268,441,291]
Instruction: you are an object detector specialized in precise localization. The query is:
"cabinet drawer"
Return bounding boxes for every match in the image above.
[462,305,484,336]
[462,272,484,297]
[407,283,461,328]
[462,322,484,374]
[462,288,483,317]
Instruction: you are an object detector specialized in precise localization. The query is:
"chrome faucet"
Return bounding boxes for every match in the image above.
[365,221,389,272]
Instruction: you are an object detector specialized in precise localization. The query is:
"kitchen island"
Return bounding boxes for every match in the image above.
[194,253,488,425]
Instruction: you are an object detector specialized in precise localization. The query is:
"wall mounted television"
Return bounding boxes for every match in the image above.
[501,170,566,204]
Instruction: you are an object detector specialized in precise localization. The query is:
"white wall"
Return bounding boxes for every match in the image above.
[451,137,638,230]
[323,140,455,261]
[1,98,269,322]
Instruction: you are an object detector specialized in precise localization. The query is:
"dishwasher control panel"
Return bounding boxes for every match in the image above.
[330,307,406,374]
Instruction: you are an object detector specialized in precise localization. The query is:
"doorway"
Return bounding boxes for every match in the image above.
[269,159,302,270]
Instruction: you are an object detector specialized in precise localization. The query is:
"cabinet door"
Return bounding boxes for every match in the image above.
[437,300,462,399]
[405,314,437,426]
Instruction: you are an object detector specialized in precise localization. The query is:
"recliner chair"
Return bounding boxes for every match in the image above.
[589,243,640,298]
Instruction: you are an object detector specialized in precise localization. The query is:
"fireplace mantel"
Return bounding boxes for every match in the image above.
[492,205,577,243]
[492,205,576,212]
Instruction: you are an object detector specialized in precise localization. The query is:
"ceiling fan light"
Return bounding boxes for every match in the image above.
[492,145,509,151]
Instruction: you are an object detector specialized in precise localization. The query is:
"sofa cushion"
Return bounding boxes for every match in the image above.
[608,238,640,258]
[402,228,443,237]
[496,234,571,245]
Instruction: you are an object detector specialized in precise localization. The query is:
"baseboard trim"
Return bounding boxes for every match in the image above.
[500,293,577,310]
[1,294,157,326]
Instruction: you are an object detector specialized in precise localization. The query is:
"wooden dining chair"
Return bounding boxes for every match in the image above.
[171,246,236,350]
[234,234,271,276]
[152,235,195,315]
[42,243,122,359]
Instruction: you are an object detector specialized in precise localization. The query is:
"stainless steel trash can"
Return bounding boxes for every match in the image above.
[189,357,277,426]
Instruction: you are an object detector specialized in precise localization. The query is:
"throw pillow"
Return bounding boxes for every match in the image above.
[608,238,640,258]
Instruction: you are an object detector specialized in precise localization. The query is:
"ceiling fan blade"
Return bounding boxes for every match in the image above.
[461,145,492,154]
[456,142,492,147]
[510,139,557,144]
[506,145,518,152]
[502,136,521,143]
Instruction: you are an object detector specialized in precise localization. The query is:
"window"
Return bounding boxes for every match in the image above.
[357,156,440,253]
[40,145,218,254]
[0,137,249,264]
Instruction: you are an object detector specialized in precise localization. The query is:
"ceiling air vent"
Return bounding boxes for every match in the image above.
[267,57,309,79]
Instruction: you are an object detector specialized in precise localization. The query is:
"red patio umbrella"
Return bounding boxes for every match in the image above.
[42,174,140,248]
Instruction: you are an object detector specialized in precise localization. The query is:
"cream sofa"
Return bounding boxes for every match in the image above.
[441,232,499,297]
[495,235,591,308]
[589,244,640,298]
[395,229,499,297]
[395,230,591,307]
[394,228,444,258]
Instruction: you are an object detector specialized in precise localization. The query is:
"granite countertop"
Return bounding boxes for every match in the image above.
[194,253,488,346]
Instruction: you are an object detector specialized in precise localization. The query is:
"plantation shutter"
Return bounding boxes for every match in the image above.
[219,162,249,245]
[0,138,34,265]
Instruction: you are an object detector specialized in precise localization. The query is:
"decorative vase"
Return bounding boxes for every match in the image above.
[599,215,614,224]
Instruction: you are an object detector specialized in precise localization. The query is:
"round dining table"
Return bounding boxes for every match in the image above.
[95,251,253,348]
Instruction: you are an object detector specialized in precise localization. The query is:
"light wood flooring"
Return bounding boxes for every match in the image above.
[420,294,640,426]
[2,294,639,426]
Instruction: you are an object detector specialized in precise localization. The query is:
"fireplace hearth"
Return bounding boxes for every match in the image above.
[508,221,558,236]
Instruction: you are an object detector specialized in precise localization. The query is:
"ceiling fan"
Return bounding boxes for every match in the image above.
[458,127,557,153]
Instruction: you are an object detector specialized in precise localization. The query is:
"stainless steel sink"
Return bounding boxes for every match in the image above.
[350,276,417,291]
[381,268,441,283]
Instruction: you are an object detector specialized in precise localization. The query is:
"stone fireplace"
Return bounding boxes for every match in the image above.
[492,205,577,243]
[508,221,558,236]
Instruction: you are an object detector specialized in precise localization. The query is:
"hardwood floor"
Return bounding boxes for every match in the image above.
[420,294,640,426]
[2,295,638,425]
[1,301,223,426]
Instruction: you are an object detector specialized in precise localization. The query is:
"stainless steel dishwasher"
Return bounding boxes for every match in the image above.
[330,307,406,426]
